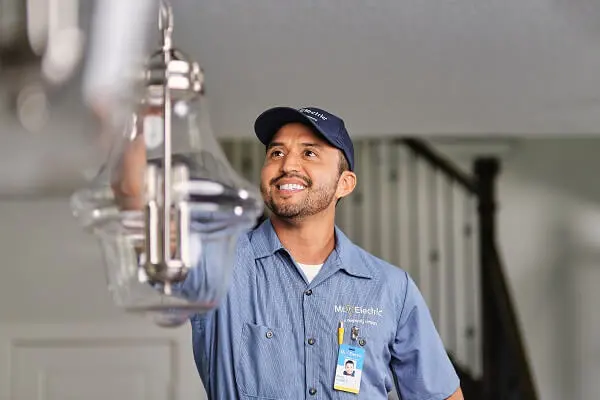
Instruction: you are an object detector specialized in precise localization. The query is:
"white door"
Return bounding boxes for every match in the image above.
[10,338,172,400]
[0,199,205,400]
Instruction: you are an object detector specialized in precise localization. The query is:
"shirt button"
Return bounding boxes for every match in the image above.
[307,338,316,345]
[265,330,273,339]
[304,289,313,296]
[309,388,317,395]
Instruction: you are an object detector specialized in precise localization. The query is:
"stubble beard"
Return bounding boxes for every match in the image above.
[261,180,338,220]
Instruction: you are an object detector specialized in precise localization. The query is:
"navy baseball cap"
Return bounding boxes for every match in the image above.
[254,106,355,171]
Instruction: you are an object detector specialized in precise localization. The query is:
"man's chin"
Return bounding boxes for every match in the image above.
[266,201,303,219]
[270,207,303,220]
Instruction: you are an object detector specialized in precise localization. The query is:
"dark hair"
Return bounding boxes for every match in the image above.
[345,360,355,366]
[337,150,350,176]
[335,150,350,206]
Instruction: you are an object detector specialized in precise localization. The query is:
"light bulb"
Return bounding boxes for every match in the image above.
[71,1,263,327]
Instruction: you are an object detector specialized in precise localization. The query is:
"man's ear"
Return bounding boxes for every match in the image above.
[336,171,357,200]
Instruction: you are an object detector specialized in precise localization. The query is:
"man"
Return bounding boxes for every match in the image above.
[344,360,356,377]
[114,106,463,399]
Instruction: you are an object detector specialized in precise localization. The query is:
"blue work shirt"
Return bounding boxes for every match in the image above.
[190,220,460,399]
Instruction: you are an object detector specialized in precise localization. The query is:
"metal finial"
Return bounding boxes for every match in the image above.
[159,0,174,50]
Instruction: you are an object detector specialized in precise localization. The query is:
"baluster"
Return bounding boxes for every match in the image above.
[377,139,392,261]
[397,144,413,273]
[416,158,432,307]
[463,193,478,376]
[360,140,373,253]
[434,172,451,346]
[442,178,457,358]
[453,184,469,368]
[467,194,482,378]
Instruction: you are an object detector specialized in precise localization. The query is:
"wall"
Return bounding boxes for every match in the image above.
[485,138,600,400]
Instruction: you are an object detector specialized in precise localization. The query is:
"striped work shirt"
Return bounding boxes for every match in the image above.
[190,219,459,399]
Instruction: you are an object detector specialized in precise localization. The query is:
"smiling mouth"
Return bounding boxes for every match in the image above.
[277,183,306,192]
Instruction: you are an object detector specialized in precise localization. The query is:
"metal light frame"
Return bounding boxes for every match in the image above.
[140,0,204,294]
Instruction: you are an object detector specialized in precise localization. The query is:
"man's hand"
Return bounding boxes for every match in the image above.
[110,134,182,255]
[111,134,147,210]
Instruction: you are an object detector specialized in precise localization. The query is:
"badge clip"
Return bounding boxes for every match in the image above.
[351,326,360,341]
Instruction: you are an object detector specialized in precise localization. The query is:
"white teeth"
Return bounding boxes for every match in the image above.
[279,183,305,190]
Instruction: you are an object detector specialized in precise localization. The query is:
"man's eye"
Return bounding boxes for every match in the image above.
[270,150,283,157]
[304,150,317,157]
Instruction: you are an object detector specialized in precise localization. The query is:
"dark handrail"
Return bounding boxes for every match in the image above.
[489,246,538,399]
[398,138,476,192]
[475,158,539,400]
[398,137,538,400]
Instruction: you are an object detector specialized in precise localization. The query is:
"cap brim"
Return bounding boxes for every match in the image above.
[254,107,331,146]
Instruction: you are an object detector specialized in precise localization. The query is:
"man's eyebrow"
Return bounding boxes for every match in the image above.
[266,142,324,149]
[301,142,323,148]
[266,142,284,150]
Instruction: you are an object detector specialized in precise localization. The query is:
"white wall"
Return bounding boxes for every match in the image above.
[489,138,600,400]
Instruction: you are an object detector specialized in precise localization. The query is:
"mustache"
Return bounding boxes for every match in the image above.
[270,173,312,187]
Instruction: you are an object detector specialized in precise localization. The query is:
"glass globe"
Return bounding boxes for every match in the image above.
[71,2,263,327]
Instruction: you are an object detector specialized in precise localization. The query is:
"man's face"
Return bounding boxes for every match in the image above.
[345,362,354,375]
[260,123,351,220]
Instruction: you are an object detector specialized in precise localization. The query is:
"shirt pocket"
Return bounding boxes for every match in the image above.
[236,322,303,400]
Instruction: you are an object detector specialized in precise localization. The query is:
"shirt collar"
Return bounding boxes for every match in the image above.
[249,219,373,280]
[250,218,285,258]
[332,226,373,279]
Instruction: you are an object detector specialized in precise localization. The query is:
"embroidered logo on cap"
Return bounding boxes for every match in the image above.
[299,108,328,121]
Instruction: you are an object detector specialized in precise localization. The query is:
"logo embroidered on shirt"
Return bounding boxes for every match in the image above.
[334,304,383,317]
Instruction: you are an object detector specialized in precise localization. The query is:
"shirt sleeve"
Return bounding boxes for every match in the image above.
[390,272,460,400]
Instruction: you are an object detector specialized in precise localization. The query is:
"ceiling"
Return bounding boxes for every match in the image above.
[167,0,600,137]
[2,0,600,196]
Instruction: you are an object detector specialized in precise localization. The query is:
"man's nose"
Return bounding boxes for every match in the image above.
[280,152,301,173]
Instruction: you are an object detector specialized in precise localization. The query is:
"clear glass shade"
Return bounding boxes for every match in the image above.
[1,0,258,326]
[71,76,263,327]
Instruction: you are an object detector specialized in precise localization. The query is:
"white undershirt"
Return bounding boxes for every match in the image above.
[297,263,324,283]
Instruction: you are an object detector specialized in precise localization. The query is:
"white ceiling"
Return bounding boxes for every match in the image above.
[2,0,600,196]
[167,0,600,137]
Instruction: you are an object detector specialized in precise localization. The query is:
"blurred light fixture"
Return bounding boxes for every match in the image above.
[71,1,263,327]
[0,0,163,201]
[0,0,85,132]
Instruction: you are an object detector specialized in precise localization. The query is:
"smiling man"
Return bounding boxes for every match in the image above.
[113,105,464,399]
[191,106,463,400]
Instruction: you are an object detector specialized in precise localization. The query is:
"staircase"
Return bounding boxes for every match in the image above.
[221,136,538,400]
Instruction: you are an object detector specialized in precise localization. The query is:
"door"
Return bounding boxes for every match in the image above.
[0,199,205,400]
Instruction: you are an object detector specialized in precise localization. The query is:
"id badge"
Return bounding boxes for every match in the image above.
[333,344,365,394]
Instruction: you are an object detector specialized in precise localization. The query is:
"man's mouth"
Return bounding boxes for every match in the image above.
[277,183,306,192]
